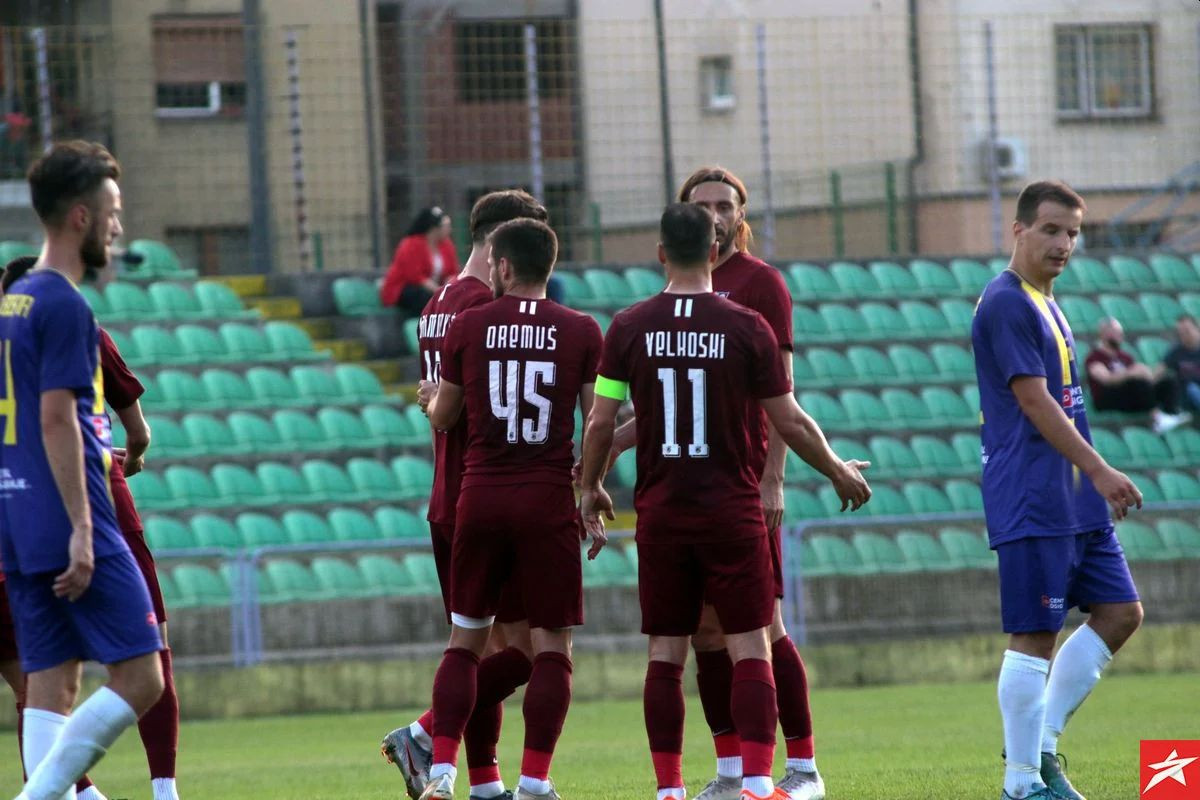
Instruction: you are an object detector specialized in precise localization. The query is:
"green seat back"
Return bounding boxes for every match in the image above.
[931,343,975,381]
[262,559,320,602]
[265,322,322,360]
[818,303,866,339]
[553,271,593,307]
[1069,256,1116,292]
[402,405,431,446]
[868,261,919,295]
[156,370,209,411]
[902,481,953,513]
[583,269,636,308]
[949,259,992,295]
[1055,296,1104,334]
[256,462,309,503]
[798,391,848,431]
[859,302,907,340]
[292,366,342,405]
[302,460,358,502]
[1098,294,1150,330]
[852,531,912,572]
[791,305,828,343]
[362,404,413,447]
[788,263,839,300]
[392,455,435,500]
[374,506,427,540]
[950,432,982,472]
[1166,428,1200,463]
[1121,427,1170,469]
[1156,469,1200,501]
[624,267,665,298]
[219,323,272,361]
[840,389,890,429]
[144,415,193,458]
[864,484,909,516]
[283,510,335,544]
[356,555,416,595]
[809,534,870,575]
[808,347,856,384]
[944,479,983,511]
[191,513,242,549]
[898,301,947,336]
[348,457,401,500]
[910,260,958,295]
[611,449,637,488]
[1149,254,1200,291]
[1139,293,1185,328]
[1116,521,1168,561]
[335,364,386,403]
[132,325,186,364]
[312,557,371,598]
[1090,428,1132,465]
[148,283,203,319]
[1125,471,1163,504]
[144,516,197,550]
[939,298,975,336]
[318,408,371,449]
[200,368,253,409]
[868,435,918,476]
[172,565,230,607]
[1109,255,1156,290]
[106,283,159,321]
[329,507,382,542]
[921,386,971,425]
[80,285,111,317]
[583,545,632,587]
[1136,335,1172,365]
[896,530,954,571]
[938,527,994,568]
[164,465,224,508]
[273,409,330,452]
[911,435,961,476]
[1157,519,1200,557]
[332,277,384,316]
[830,261,881,297]
[128,239,190,278]
[847,346,896,382]
[181,413,238,457]
[247,367,300,407]
[194,281,250,317]
[237,513,289,548]
[176,324,228,363]
[211,462,267,506]
[404,553,443,593]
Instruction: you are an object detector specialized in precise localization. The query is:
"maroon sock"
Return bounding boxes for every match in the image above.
[695,647,736,757]
[76,775,94,792]
[138,648,180,779]
[464,647,532,772]
[430,647,480,768]
[731,658,777,778]
[520,652,572,780]
[417,708,434,735]
[16,701,25,781]
[644,660,685,789]
[772,636,815,760]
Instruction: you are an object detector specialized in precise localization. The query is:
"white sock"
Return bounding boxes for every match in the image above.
[410,719,433,751]
[1042,624,1112,755]
[657,788,686,800]
[742,775,774,797]
[716,755,742,779]
[76,788,106,800]
[999,650,1050,798]
[518,775,551,795]
[20,709,74,800]
[23,688,137,800]
[787,757,817,773]
[151,777,180,800]
[429,763,456,784]
[469,780,506,798]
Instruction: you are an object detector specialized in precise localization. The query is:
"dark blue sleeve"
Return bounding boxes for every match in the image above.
[36,289,97,394]
[981,289,1046,386]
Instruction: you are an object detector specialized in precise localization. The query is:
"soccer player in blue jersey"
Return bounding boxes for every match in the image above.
[972,180,1143,800]
[1,141,164,800]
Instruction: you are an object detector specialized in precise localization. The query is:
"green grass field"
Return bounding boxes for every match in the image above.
[2,671,1195,799]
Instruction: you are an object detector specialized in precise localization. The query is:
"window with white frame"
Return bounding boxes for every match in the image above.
[1055,25,1154,119]
[700,56,735,112]
[153,16,246,118]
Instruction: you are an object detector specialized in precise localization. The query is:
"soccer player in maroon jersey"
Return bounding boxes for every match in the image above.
[382,190,550,800]
[578,203,870,800]
[416,218,603,800]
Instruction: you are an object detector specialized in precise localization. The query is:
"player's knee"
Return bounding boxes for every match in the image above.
[1102,601,1144,640]
[531,627,572,657]
[648,635,689,665]
[692,612,726,652]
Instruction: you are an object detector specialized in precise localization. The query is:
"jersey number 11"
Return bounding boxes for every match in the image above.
[657,367,708,458]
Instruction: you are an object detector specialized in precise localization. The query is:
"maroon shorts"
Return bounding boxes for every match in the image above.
[451,482,582,630]
[638,533,774,637]
[769,524,784,599]
[430,521,455,623]
[0,581,18,662]
[125,530,167,624]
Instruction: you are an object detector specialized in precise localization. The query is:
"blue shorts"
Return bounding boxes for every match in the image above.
[997,529,1140,634]
[5,551,164,673]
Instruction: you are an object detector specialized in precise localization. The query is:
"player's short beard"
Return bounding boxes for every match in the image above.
[80,218,110,282]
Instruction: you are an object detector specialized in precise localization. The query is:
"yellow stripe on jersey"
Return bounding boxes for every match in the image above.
[1019,279,1081,486]
[595,375,629,402]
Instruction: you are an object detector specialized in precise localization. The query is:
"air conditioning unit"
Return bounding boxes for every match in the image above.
[979,137,1028,181]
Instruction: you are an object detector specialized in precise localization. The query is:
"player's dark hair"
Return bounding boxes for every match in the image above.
[678,165,752,253]
[0,256,37,294]
[469,190,548,244]
[27,140,121,227]
[1015,180,1086,225]
[405,206,448,237]
[489,218,558,285]
[659,203,716,267]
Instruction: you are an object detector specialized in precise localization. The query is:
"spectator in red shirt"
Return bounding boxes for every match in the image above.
[380,206,459,316]
[1084,316,1190,433]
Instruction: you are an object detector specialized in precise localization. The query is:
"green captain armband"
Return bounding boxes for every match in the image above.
[595,375,629,401]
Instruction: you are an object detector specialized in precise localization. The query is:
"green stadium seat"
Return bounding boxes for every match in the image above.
[127,239,196,280]
[181,413,240,457]
[840,389,890,430]
[852,532,913,573]
[348,457,401,500]
[944,479,983,511]
[788,263,840,300]
[194,281,255,319]
[200,368,253,410]
[171,565,230,608]
[237,513,289,548]
[848,346,899,383]
[176,324,229,365]
[815,486,846,517]
[302,460,361,503]
[798,391,848,431]
[1136,336,1172,366]
[782,487,823,522]
[896,530,955,571]
[144,516,197,550]
[256,462,310,505]
[868,261,920,296]
[1157,519,1200,557]
[273,410,332,452]
[328,507,383,543]
[1139,293,1185,328]
[0,240,37,263]
[791,305,829,344]
[1166,428,1200,464]
[1055,296,1104,334]
[220,323,273,362]
[132,325,187,365]
[148,283,204,320]
[144,416,195,458]
[910,260,959,296]
[157,569,181,606]
[1069,256,1117,292]
[357,555,418,596]
[404,553,443,594]
[582,269,637,308]
[808,348,857,385]
[392,455,435,500]
[1125,471,1164,504]
[830,261,882,297]
[399,406,433,446]
[335,364,386,404]
[859,302,908,340]
[611,450,637,488]
[1121,427,1171,469]
[190,514,242,549]
[361,404,412,448]
[105,283,163,322]
[868,435,920,477]
[1098,294,1151,332]
[211,463,269,507]
[291,366,341,406]
[939,298,975,336]
[864,484,910,517]
[1182,293,1200,319]
[898,301,947,337]
[938,527,995,569]
[247,367,302,408]
[792,352,816,384]
[265,322,324,361]
[792,536,832,577]
[80,285,111,318]
[553,272,594,307]
[902,481,953,514]
[312,557,372,598]
[262,559,322,603]
[155,370,210,412]
[161,465,221,509]
[1109,255,1157,290]
[1090,428,1132,465]
[590,311,613,335]
[374,506,427,540]
[810,534,872,575]
[988,258,1009,275]
[911,434,962,477]
[1149,254,1200,291]
[881,388,933,429]
[332,277,384,316]
[583,544,633,587]
[949,259,993,296]
[1051,262,1084,293]
[950,432,981,473]
[403,318,420,355]
[961,384,980,415]
[921,386,972,426]
[318,408,371,450]
[930,343,975,381]
[625,266,665,298]
[282,510,335,545]
[1156,469,1200,501]
[1116,521,1172,561]
[818,303,867,341]
[828,436,872,465]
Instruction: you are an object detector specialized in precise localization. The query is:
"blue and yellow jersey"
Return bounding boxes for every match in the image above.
[0,270,126,574]
[971,270,1110,546]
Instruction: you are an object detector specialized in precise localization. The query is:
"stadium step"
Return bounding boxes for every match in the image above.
[246,296,304,320]
[291,318,337,341]
[384,382,420,403]
[364,360,406,386]
[209,275,269,299]
[315,338,370,363]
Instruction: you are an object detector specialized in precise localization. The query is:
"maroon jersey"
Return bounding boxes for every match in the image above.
[711,251,793,480]
[598,293,791,542]
[419,276,495,524]
[441,295,602,488]
[100,328,146,535]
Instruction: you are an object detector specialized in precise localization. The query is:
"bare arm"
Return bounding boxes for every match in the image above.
[1010,375,1141,518]
[41,389,94,600]
[759,393,871,511]
[579,382,596,426]
[759,350,793,529]
[427,379,465,431]
[578,395,621,558]
[1086,361,1120,386]
[114,399,151,476]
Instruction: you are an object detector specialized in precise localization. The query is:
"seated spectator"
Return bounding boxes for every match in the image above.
[1085,317,1190,433]
[380,206,459,316]
[1164,314,1200,413]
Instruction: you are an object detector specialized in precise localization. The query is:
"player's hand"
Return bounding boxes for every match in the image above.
[579,487,613,559]
[416,380,437,414]
[54,525,95,601]
[1090,465,1142,521]
[760,478,784,531]
[571,448,622,488]
[831,459,872,512]
[123,454,145,477]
